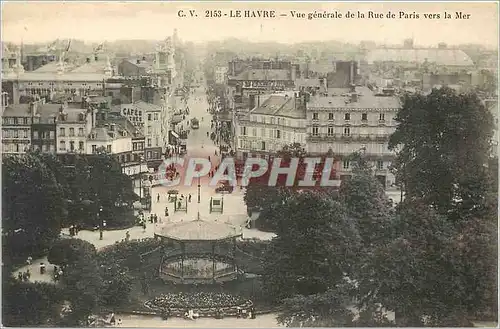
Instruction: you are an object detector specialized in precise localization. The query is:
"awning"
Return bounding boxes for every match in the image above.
[170,130,179,139]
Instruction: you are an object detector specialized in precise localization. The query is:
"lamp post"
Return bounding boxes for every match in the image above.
[139,154,145,204]
[197,175,201,204]
[98,206,103,240]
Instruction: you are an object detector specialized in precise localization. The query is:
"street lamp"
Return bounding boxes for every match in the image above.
[98,206,103,240]
[197,175,201,204]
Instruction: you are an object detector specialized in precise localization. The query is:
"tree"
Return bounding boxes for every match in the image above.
[2,278,63,327]
[262,191,361,303]
[355,201,487,326]
[48,238,97,267]
[99,263,133,307]
[339,152,393,247]
[2,153,66,265]
[277,286,356,327]
[388,87,495,219]
[59,239,103,325]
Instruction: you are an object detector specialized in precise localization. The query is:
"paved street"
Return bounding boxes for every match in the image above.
[12,83,275,288]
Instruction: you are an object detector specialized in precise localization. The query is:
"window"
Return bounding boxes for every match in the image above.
[343,160,350,169]
[69,141,75,152]
[148,113,152,121]
[252,128,257,137]
[69,128,75,137]
[261,141,266,150]
[312,125,319,136]
[270,117,276,125]
[79,141,84,150]
[92,145,97,153]
[240,126,247,136]
[13,130,18,138]
[23,130,28,138]
[78,128,84,136]
[345,113,350,121]
[362,113,368,121]
[276,130,281,139]
[283,131,287,140]
[133,143,137,151]
[59,128,65,136]
[377,160,384,170]
[33,131,39,139]
[147,138,152,147]
[155,137,159,146]
[154,113,159,120]
[312,112,319,120]
[49,144,55,153]
[260,128,265,138]
[327,126,334,136]
[106,145,111,153]
[343,127,350,136]
[261,116,266,124]
[379,113,385,121]
[49,131,55,139]
[328,113,334,121]
[59,141,66,151]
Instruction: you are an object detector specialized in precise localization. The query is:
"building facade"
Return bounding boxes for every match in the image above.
[235,93,307,159]
[306,86,400,188]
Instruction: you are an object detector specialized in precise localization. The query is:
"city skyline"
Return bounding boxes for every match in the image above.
[2,2,498,47]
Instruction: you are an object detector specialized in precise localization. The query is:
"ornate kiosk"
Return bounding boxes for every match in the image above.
[154,215,243,284]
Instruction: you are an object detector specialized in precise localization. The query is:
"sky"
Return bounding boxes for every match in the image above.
[2,2,498,47]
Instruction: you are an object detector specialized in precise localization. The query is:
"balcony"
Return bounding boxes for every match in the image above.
[307,134,390,142]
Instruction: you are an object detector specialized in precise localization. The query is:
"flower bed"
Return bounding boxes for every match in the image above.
[144,292,253,317]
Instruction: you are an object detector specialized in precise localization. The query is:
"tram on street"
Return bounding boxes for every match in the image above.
[191,118,200,129]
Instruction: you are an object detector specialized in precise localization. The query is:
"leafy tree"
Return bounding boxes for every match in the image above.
[355,201,486,326]
[59,239,103,325]
[277,286,356,327]
[2,278,64,327]
[2,153,66,264]
[339,152,393,247]
[276,142,308,162]
[262,191,361,303]
[388,87,495,219]
[99,263,133,307]
[48,238,97,267]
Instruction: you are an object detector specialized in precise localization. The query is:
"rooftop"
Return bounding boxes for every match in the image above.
[366,48,474,66]
[155,218,241,241]
[251,94,306,119]
[308,87,400,109]
[234,69,291,81]
[129,100,162,112]
[8,71,108,82]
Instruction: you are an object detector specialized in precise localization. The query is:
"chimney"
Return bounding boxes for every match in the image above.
[110,124,115,132]
[249,94,256,110]
[142,56,146,61]
[94,55,98,61]
[86,58,91,63]
[350,61,355,85]
[137,59,141,64]
[350,93,358,103]
[29,101,38,116]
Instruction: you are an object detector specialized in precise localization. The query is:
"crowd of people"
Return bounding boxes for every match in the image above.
[145,291,247,310]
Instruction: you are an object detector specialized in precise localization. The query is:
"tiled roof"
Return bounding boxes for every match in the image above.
[2,104,32,117]
[235,69,290,81]
[125,59,152,69]
[156,219,241,241]
[308,87,400,109]
[366,48,474,66]
[251,95,306,119]
[131,100,162,112]
[12,72,108,82]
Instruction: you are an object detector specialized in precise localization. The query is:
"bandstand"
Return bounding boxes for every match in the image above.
[154,215,243,284]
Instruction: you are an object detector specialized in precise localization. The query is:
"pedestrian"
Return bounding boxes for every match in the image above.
[40,262,46,275]
[188,194,192,202]
[208,155,211,162]
[157,193,160,202]
[110,313,116,326]
[142,223,146,233]
[26,256,33,265]
[125,231,130,241]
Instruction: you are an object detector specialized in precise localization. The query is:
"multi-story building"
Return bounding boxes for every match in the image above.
[119,100,163,150]
[56,106,95,154]
[306,85,400,188]
[2,102,37,154]
[2,52,113,105]
[235,92,307,159]
[215,66,228,84]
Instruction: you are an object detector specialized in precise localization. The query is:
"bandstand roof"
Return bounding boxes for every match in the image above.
[156,218,241,241]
